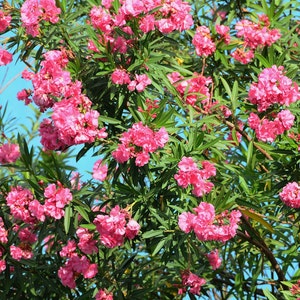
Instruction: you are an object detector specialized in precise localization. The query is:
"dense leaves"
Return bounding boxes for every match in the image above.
[0,0,300,299]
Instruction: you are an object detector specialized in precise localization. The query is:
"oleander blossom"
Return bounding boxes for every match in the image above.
[279,182,300,208]
[235,15,281,49]
[0,49,13,66]
[95,289,114,300]
[248,65,300,112]
[248,110,295,142]
[192,26,216,57]
[21,0,61,37]
[179,270,206,296]
[6,186,43,224]
[92,160,108,181]
[58,254,98,289]
[112,122,168,166]
[43,183,72,219]
[168,72,212,108]
[174,157,216,197]
[0,143,20,164]
[0,10,11,32]
[93,205,140,248]
[207,249,222,270]
[178,202,241,242]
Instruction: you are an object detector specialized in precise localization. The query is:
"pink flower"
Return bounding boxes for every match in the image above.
[10,244,33,261]
[93,205,140,248]
[0,10,11,32]
[178,202,241,242]
[207,249,222,270]
[0,143,20,164]
[93,160,108,181]
[235,15,281,49]
[174,157,216,197]
[248,66,299,112]
[231,48,254,64]
[44,183,72,219]
[76,228,98,255]
[139,15,155,33]
[180,270,206,295]
[112,122,168,166]
[0,49,12,66]
[0,217,8,244]
[192,26,216,57]
[111,69,131,85]
[95,289,114,300]
[279,182,300,208]
[128,74,151,92]
[216,25,230,44]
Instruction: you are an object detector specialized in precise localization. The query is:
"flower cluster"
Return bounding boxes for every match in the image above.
[178,270,206,296]
[174,157,216,197]
[178,202,241,242]
[248,66,299,142]
[92,159,108,181]
[232,15,280,64]
[43,183,73,219]
[95,289,114,300]
[235,15,281,49]
[192,26,216,57]
[207,249,222,270]
[168,72,212,108]
[0,48,12,66]
[248,65,299,112]
[216,25,231,44]
[58,240,98,289]
[0,143,20,164]
[0,10,11,32]
[112,122,168,167]
[93,205,140,248]
[111,69,152,92]
[279,182,300,208]
[21,0,61,36]
[248,110,294,142]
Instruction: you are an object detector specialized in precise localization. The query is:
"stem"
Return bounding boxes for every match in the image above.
[237,216,288,290]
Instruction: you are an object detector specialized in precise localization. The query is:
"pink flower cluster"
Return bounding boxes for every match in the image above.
[178,202,241,242]
[0,10,11,32]
[6,183,72,224]
[174,157,216,197]
[179,270,206,296]
[20,0,61,37]
[111,69,151,92]
[93,205,140,248]
[279,182,300,208]
[95,289,113,300]
[235,15,281,49]
[92,159,108,181]
[232,15,281,64]
[247,66,299,142]
[248,110,294,142]
[58,240,98,289]
[44,183,73,219]
[207,249,222,270]
[0,49,12,66]
[192,26,216,57]
[248,65,299,112]
[0,143,20,164]
[168,72,212,108]
[112,122,168,167]
[216,25,231,45]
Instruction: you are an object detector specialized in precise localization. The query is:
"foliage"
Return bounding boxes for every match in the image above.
[0,0,300,299]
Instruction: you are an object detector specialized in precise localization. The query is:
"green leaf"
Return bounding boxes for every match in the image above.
[263,289,278,300]
[64,205,72,234]
[142,230,164,239]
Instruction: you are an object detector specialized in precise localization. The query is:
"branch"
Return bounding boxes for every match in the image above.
[237,216,288,290]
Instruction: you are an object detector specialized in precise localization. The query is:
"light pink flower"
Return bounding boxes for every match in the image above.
[279,182,300,208]
[207,249,222,270]
[0,143,20,164]
[93,160,108,181]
